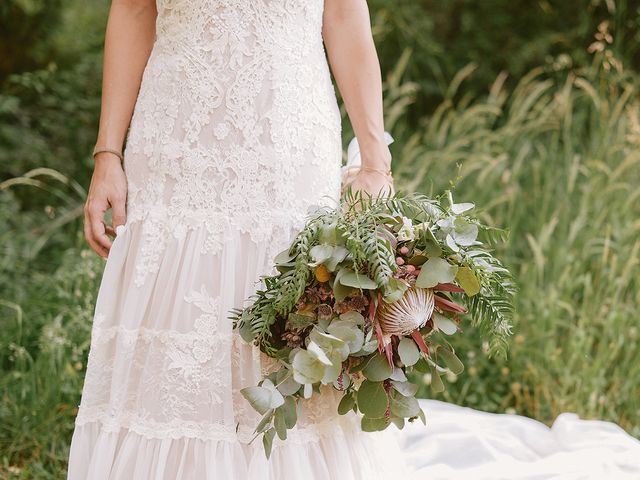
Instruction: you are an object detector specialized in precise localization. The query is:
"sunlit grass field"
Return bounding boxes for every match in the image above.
[386,50,640,433]
[1,3,639,478]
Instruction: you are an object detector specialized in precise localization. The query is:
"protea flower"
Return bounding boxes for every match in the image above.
[376,287,435,347]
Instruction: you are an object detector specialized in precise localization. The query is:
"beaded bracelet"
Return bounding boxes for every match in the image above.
[92,146,124,163]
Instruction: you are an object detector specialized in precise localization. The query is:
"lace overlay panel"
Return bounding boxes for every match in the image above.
[122,0,343,288]
[76,222,354,445]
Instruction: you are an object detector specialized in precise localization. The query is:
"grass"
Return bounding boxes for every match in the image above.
[389,48,640,436]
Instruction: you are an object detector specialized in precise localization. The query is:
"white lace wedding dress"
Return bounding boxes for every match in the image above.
[66,1,407,479]
[66,1,640,478]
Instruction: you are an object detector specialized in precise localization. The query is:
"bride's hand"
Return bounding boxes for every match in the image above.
[342,143,394,200]
[344,168,394,200]
[83,153,128,258]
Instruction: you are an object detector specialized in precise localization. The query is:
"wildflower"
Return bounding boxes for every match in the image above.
[314,264,331,282]
[397,216,415,241]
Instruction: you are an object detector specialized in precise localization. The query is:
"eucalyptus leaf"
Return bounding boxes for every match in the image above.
[327,319,364,354]
[337,391,356,415]
[417,407,427,425]
[433,313,458,335]
[274,248,296,266]
[357,380,388,418]
[281,396,297,429]
[326,245,349,271]
[451,202,475,214]
[390,391,421,417]
[275,370,301,396]
[398,337,421,366]
[339,269,377,289]
[333,372,351,390]
[413,356,430,373]
[438,347,465,375]
[453,218,479,246]
[263,428,276,459]
[317,315,331,331]
[306,340,333,365]
[423,241,442,259]
[255,408,274,433]
[389,366,408,382]
[456,266,481,296]
[241,384,283,415]
[415,257,459,288]
[429,365,445,393]
[348,358,368,373]
[361,415,391,432]
[333,268,354,301]
[339,310,365,325]
[390,416,405,429]
[407,254,428,266]
[362,352,393,381]
[383,277,409,303]
[319,221,338,244]
[309,328,350,361]
[291,349,326,384]
[321,350,344,384]
[274,407,287,440]
[360,416,391,432]
[309,244,334,266]
[354,338,380,356]
[445,233,460,252]
[390,379,419,397]
[303,383,313,399]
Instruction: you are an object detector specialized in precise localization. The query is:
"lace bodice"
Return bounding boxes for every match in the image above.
[123,0,343,287]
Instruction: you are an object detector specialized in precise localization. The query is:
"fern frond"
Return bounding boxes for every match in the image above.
[466,292,514,358]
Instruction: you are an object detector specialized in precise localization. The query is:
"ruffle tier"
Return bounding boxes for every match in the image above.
[66,217,410,479]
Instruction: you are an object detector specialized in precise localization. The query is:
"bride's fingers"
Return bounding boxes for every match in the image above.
[83,210,109,258]
[85,197,113,256]
[93,218,113,251]
[104,224,116,238]
[111,194,127,232]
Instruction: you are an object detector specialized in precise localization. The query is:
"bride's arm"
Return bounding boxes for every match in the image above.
[322,0,391,177]
[84,0,156,258]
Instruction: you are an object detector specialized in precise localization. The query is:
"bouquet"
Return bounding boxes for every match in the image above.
[229,185,516,457]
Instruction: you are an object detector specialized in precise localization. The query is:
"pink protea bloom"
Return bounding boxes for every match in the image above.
[376,287,435,345]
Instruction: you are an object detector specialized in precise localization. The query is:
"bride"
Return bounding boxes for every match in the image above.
[67,0,405,478]
[66,0,640,478]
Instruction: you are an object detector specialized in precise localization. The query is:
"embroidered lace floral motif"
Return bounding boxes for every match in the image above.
[122,0,343,287]
[75,0,349,447]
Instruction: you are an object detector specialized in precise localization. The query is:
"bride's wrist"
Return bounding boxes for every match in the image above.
[359,144,392,170]
[356,132,391,166]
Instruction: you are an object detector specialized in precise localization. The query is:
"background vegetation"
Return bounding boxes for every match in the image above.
[1,0,639,477]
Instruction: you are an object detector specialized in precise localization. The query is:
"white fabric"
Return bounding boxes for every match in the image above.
[67,1,410,478]
[396,400,640,480]
[66,0,640,478]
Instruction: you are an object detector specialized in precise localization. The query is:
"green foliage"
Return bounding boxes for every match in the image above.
[367,0,640,116]
[0,0,63,80]
[0,238,103,478]
[395,31,640,437]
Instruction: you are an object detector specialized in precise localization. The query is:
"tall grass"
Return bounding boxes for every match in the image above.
[389,46,640,435]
